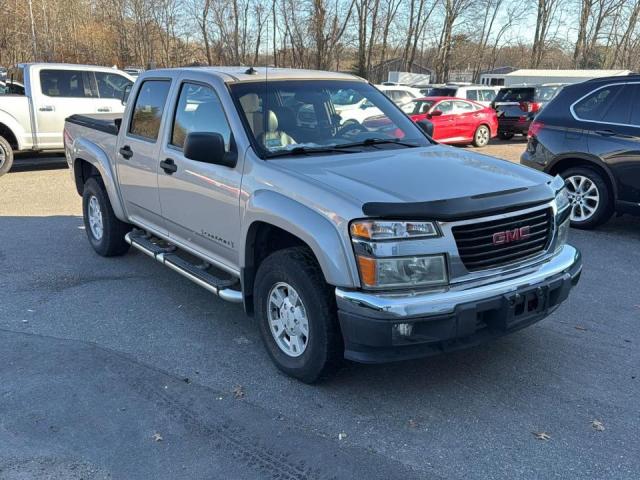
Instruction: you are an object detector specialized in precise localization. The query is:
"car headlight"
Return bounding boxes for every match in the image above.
[555,185,570,213]
[356,254,448,289]
[350,220,439,240]
[556,217,570,249]
[350,220,447,289]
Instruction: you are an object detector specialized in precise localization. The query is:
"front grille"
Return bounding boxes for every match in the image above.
[452,208,552,271]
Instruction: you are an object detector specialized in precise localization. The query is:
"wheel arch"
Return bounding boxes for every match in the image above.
[547,155,617,201]
[70,137,127,221]
[241,191,359,315]
[0,121,20,150]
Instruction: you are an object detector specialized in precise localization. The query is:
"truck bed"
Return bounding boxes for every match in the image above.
[66,113,122,135]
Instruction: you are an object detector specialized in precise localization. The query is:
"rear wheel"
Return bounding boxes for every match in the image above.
[254,247,342,383]
[82,177,131,256]
[561,166,613,229]
[498,131,514,140]
[0,135,14,176]
[472,125,490,147]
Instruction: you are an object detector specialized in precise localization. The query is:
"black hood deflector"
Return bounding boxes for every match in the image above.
[362,182,556,221]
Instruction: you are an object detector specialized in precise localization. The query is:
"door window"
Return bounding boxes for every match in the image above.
[467,90,478,101]
[171,83,232,152]
[129,80,171,141]
[480,89,497,102]
[435,101,453,114]
[573,84,628,123]
[629,84,640,127]
[453,100,474,114]
[39,70,93,97]
[95,72,133,100]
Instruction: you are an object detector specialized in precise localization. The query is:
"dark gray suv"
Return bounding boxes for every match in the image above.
[521,75,640,229]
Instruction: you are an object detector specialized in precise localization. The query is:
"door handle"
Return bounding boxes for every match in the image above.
[38,105,55,112]
[119,145,133,159]
[160,158,178,175]
[97,106,112,113]
[595,129,617,137]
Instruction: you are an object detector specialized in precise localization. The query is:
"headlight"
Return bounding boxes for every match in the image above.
[350,220,439,240]
[555,185,570,213]
[356,254,448,289]
[556,217,570,249]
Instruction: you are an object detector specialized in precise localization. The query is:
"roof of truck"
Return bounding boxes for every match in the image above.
[150,66,364,83]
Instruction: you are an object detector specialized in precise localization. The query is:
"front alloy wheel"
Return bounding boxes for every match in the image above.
[87,195,104,240]
[473,125,490,147]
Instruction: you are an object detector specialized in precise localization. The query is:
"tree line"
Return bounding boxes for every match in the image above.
[1,0,639,83]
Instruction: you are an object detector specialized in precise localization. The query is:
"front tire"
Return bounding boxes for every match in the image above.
[472,124,490,147]
[0,135,14,176]
[82,177,131,256]
[561,166,613,229]
[254,247,342,383]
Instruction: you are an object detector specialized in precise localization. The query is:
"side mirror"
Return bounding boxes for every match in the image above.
[184,132,237,167]
[417,119,434,137]
[121,84,132,106]
[429,110,443,118]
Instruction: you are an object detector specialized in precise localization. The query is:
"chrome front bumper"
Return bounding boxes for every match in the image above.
[336,244,582,320]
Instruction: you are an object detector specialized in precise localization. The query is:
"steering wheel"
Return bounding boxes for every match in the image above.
[336,120,367,137]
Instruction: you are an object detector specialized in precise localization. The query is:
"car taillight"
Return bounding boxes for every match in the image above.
[519,101,541,113]
[527,120,544,138]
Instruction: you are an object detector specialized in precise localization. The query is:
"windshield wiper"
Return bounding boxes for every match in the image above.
[333,138,420,149]
[265,145,360,158]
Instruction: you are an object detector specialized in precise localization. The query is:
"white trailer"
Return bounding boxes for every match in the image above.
[387,71,431,86]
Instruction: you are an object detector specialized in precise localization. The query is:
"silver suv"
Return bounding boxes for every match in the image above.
[65,67,582,382]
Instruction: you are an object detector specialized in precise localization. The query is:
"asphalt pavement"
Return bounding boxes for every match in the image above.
[1,149,639,479]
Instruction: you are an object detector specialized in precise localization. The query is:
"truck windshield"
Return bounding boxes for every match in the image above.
[229,79,431,157]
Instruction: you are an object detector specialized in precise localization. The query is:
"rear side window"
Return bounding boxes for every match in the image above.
[129,80,171,141]
[534,86,561,102]
[480,89,497,102]
[467,90,478,100]
[171,83,232,152]
[40,69,92,97]
[494,88,534,102]
[629,85,640,126]
[573,84,629,123]
[95,72,132,100]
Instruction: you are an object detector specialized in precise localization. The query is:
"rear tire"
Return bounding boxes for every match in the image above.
[0,135,14,176]
[498,131,514,140]
[82,177,131,256]
[560,166,613,229]
[472,124,490,147]
[254,247,342,383]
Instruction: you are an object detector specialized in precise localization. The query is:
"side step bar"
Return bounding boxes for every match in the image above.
[125,231,243,303]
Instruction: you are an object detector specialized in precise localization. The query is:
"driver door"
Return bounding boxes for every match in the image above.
[429,100,455,141]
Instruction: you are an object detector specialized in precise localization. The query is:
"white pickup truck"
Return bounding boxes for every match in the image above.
[0,63,133,175]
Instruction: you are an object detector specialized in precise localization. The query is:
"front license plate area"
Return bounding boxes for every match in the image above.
[503,286,548,329]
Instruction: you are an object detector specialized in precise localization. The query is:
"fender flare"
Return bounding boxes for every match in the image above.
[71,137,127,221]
[0,110,27,150]
[241,190,359,288]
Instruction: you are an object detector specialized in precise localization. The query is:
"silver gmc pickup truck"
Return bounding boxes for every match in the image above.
[64,67,582,383]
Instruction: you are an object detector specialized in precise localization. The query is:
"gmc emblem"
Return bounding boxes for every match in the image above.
[492,226,531,245]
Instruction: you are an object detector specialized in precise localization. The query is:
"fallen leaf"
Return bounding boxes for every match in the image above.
[152,432,163,442]
[591,420,605,431]
[338,432,347,440]
[407,419,418,429]
[232,385,245,399]
[575,325,587,331]
[182,377,190,384]
[533,431,551,441]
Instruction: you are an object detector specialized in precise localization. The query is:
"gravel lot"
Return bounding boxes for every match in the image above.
[1,144,639,479]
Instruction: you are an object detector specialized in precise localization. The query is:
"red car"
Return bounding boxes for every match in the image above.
[405,96,498,147]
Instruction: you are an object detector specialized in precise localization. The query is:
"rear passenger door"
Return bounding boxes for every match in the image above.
[157,78,242,271]
[576,82,640,204]
[117,78,172,234]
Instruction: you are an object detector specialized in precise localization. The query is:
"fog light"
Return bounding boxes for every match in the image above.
[394,323,413,337]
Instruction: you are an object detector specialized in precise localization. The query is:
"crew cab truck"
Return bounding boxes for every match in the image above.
[64,67,582,383]
[0,63,133,175]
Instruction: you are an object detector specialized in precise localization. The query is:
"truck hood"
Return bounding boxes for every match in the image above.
[271,145,555,217]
